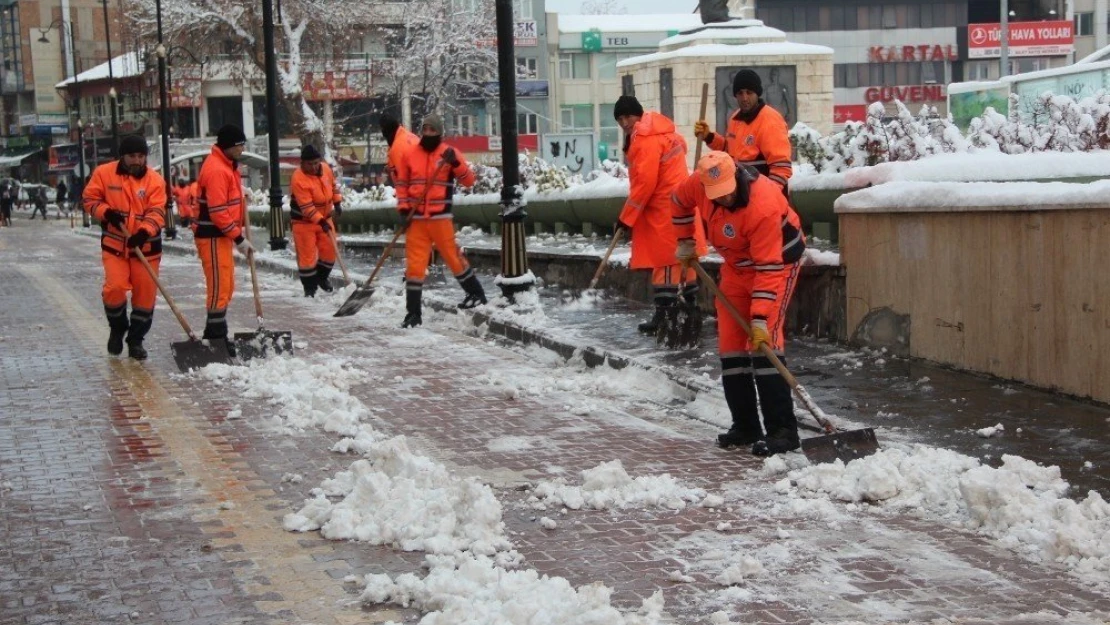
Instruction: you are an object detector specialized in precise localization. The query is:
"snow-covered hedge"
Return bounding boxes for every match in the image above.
[791,93,1110,174]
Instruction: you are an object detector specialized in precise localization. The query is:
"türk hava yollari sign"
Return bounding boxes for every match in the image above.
[968,21,1074,58]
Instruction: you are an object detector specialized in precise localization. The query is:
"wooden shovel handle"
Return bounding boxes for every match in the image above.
[242,218,264,322]
[328,222,352,286]
[689,260,835,432]
[120,225,198,341]
[694,83,709,164]
[588,227,623,290]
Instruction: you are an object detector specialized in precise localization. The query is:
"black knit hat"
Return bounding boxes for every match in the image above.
[300,144,322,161]
[732,69,762,96]
[119,134,149,156]
[613,95,644,119]
[379,114,400,142]
[216,124,247,149]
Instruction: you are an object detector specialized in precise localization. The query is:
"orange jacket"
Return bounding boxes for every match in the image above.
[396,140,476,218]
[387,126,420,187]
[195,145,244,241]
[671,168,805,321]
[706,102,793,189]
[172,184,193,219]
[290,161,342,225]
[621,112,706,269]
[83,160,168,258]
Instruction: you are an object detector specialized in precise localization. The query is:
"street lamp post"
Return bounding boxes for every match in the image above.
[153,0,176,239]
[261,0,287,250]
[494,0,533,299]
[101,0,119,155]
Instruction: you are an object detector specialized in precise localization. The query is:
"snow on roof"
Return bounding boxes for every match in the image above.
[1075,42,1110,64]
[617,42,833,67]
[556,13,706,33]
[835,179,1110,213]
[56,52,144,88]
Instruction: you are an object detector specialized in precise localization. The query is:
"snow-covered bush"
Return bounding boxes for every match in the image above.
[585,159,629,181]
[794,92,1110,173]
[463,164,503,196]
[519,152,576,194]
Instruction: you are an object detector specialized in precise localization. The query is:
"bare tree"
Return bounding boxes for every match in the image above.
[580,0,628,14]
[375,0,499,125]
[123,0,370,148]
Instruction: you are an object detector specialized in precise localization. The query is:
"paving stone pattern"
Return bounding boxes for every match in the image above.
[1,224,1107,625]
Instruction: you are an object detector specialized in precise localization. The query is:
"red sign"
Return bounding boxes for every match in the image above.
[868,45,958,63]
[169,68,202,108]
[968,20,1074,58]
[834,105,868,124]
[302,70,371,101]
[865,85,945,103]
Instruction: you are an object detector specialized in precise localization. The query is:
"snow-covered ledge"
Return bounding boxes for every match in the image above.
[837,179,1110,404]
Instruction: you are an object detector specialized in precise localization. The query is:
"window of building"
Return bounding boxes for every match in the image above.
[92,95,106,120]
[513,0,532,21]
[453,0,480,13]
[559,53,590,80]
[882,5,897,28]
[600,102,619,152]
[517,112,538,134]
[559,104,593,131]
[516,56,538,79]
[454,114,476,136]
[597,53,634,79]
[967,60,992,81]
[1076,12,1094,36]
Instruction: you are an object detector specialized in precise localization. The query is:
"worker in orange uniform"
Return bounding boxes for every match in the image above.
[379,114,419,189]
[694,69,793,193]
[394,113,486,328]
[82,134,168,360]
[194,124,254,355]
[612,95,707,334]
[672,151,806,456]
[172,178,193,227]
[289,144,342,297]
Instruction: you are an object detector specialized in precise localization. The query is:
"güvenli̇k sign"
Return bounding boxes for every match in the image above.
[967,20,1074,58]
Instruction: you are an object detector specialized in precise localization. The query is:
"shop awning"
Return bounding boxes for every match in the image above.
[0,149,42,168]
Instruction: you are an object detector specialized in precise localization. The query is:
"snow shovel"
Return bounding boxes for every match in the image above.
[690,261,879,463]
[122,225,234,371]
[232,220,293,361]
[334,217,409,317]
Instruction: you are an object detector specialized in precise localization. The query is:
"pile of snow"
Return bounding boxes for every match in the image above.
[360,553,667,625]
[770,447,1110,578]
[976,423,1005,438]
[529,460,708,511]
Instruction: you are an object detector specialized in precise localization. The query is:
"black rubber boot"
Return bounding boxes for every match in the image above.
[300,277,318,298]
[457,271,487,309]
[203,312,233,358]
[126,309,153,361]
[402,283,422,328]
[638,306,667,334]
[751,356,799,456]
[719,358,762,448]
[316,263,334,292]
[105,304,128,356]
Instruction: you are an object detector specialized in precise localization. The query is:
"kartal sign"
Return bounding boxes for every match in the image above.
[968,20,1074,58]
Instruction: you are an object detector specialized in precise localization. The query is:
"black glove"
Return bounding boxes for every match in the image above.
[319,219,332,233]
[442,147,460,167]
[126,230,150,249]
[332,203,342,220]
[615,219,632,233]
[104,210,126,228]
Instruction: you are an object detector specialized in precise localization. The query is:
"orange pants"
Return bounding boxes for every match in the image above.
[102,251,160,311]
[195,237,236,339]
[404,219,468,281]
[292,221,337,279]
[715,263,800,355]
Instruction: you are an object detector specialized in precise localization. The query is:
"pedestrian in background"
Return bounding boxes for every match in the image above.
[82,134,168,360]
[0,181,13,227]
[56,179,68,216]
[29,186,48,220]
[672,151,806,455]
[194,124,253,355]
[289,144,342,297]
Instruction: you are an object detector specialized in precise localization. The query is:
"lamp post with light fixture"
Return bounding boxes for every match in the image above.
[38,19,87,224]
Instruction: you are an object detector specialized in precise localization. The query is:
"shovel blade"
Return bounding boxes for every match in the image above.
[233,329,294,362]
[171,338,234,372]
[334,284,376,317]
[801,428,880,464]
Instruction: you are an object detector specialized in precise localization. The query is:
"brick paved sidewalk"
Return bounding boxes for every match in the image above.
[1,223,1107,625]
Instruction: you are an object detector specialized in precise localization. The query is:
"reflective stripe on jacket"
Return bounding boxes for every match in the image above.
[195,145,244,240]
[83,160,168,258]
[396,141,476,218]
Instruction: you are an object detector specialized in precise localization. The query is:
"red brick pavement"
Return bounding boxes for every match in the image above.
[1,223,1107,625]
